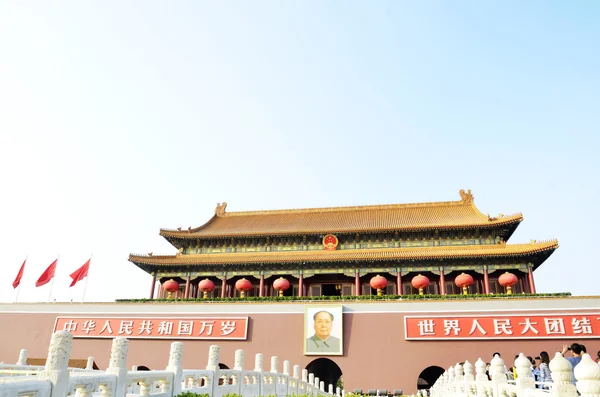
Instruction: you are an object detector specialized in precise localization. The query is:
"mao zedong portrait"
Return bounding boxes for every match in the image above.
[305,310,341,354]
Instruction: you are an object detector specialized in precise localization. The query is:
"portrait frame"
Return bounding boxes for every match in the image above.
[303,305,343,356]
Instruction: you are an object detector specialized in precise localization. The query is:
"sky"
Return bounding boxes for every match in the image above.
[0,1,598,303]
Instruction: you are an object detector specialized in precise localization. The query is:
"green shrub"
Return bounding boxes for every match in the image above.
[174,392,210,397]
[116,292,571,303]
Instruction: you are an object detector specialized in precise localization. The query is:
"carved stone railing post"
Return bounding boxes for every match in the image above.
[38,331,72,397]
[166,342,183,396]
[206,345,220,372]
[255,353,264,371]
[309,373,315,388]
[448,366,455,397]
[232,349,244,385]
[283,360,291,376]
[336,386,341,396]
[574,353,600,397]
[549,352,577,397]
[329,384,334,394]
[475,358,487,397]
[293,365,300,379]
[489,354,507,397]
[234,349,245,371]
[515,353,535,395]
[303,369,309,382]
[16,349,28,366]
[85,356,95,370]
[106,337,129,397]
[464,360,475,382]
[454,362,464,395]
[271,356,279,374]
[319,381,324,392]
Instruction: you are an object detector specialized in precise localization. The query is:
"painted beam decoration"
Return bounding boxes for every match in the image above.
[404,313,600,340]
[54,316,248,340]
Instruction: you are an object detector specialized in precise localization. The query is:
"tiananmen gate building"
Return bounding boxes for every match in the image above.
[3,190,599,394]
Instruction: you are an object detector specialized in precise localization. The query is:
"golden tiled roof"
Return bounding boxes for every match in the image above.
[129,240,558,266]
[160,190,522,239]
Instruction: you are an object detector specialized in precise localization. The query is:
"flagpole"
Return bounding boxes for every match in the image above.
[81,254,92,303]
[48,255,58,302]
[15,255,27,303]
[48,278,55,302]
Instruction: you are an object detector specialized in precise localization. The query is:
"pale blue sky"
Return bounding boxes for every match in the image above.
[1,1,598,302]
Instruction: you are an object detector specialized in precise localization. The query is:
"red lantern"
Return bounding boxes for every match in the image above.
[198,278,215,299]
[498,272,518,294]
[370,275,388,296]
[411,274,430,296]
[455,273,474,295]
[273,277,290,297]
[235,278,253,298]
[163,279,179,300]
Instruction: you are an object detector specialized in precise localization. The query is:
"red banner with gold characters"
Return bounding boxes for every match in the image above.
[404,313,600,340]
[54,317,248,340]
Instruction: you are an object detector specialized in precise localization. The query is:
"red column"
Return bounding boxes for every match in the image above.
[184,275,191,299]
[483,267,490,294]
[355,271,361,296]
[396,271,402,295]
[259,274,264,297]
[298,274,304,297]
[150,274,157,299]
[221,276,227,298]
[528,267,536,294]
[439,269,446,295]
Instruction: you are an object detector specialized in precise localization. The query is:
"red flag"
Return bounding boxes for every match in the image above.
[35,259,57,287]
[69,259,90,287]
[12,259,26,289]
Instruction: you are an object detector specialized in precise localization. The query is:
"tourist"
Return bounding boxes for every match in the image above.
[561,343,583,383]
[538,351,552,389]
[528,356,540,384]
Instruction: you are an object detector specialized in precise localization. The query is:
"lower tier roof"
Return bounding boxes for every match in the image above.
[129,240,558,272]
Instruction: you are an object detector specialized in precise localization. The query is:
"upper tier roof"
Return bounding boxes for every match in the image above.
[160,190,522,240]
[129,240,558,270]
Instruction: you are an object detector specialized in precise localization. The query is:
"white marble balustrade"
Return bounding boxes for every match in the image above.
[0,331,342,397]
[429,351,600,397]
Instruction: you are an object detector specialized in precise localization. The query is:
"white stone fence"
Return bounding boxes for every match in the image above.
[0,331,342,397]
[429,352,600,397]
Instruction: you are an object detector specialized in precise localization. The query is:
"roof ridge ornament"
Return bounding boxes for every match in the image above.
[216,202,228,216]
[459,189,474,203]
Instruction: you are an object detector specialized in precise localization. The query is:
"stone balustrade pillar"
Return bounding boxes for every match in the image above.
[329,384,334,394]
[302,369,308,382]
[234,349,245,371]
[309,373,315,385]
[283,360,291,376]
[464,360,474,382]
[574,353,600,397]
[85,357,95,370]
[515,353,535,395]
[206,345,220,372]
[106,336,129,397]
[39,331,72,397]
[293,365,300,379]
[16,349,28,366]
[166,342,184,396]
[474,358,486,382]
[271,356,279,373]
[255,353,264,372]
